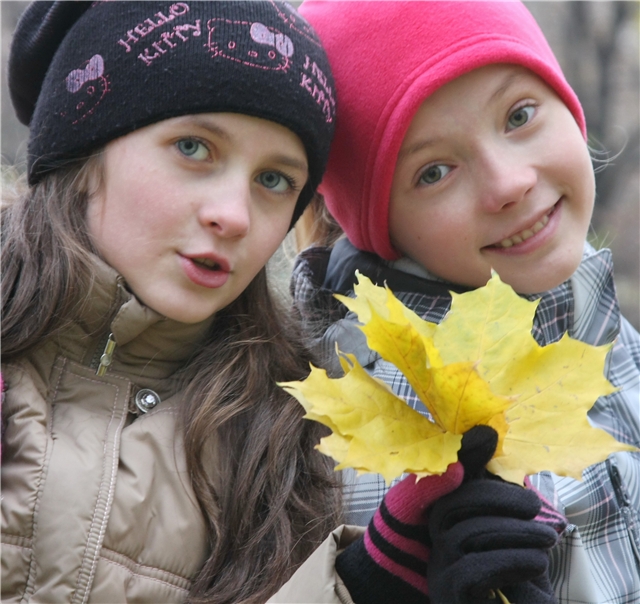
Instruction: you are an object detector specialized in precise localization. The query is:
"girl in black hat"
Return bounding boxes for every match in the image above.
[1,3,341,602]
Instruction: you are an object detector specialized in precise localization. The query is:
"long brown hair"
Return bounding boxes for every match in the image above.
[1,159,343,603]
[1,158,101,357]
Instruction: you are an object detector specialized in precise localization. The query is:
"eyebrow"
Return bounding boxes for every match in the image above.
[173,116,308,173]
[488,69,526,105]
[398,68,528,160]
[398,135,444,159]
[176,115,231,141]
[271,154,309,173]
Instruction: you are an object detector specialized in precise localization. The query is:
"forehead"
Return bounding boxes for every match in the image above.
[101,112,309,170]
[400,65,551,149]
[122,113,304,143]
[430,64,538,101]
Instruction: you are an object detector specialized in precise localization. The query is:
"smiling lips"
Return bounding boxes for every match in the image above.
[489,203,557,249]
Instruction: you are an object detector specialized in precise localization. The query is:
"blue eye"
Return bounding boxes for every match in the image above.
[418,164,451,185]
[507,105,535,130]
[258,171,293,192]
[176,138,209,160]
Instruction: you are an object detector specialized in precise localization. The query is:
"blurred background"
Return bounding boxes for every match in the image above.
[2,1,639,328]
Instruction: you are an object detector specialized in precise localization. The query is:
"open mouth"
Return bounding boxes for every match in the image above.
[180,253,231,289]
[191,257,222,271]
[487,202,558,249]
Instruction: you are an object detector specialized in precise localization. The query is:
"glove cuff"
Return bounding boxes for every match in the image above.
[365,507,429,593]
[336,535,427,604]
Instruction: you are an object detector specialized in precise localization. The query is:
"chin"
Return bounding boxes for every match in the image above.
[142,300,217,324]
[507,270,577,295]
[165,310,217,324]
[497,250,584,295]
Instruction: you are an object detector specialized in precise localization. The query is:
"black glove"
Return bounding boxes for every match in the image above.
[335,463,465,604]
[427,426,559,604]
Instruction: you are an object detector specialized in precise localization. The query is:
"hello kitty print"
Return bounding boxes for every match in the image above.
[59,1,335,127]
[207,18,293,72]
[62,54,110,124]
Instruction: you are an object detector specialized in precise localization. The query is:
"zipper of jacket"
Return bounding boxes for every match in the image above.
[90,332,117,376]
[607,457,640,565]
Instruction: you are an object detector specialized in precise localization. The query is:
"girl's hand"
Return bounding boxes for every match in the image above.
[335,463,464,603]
[334,425,496,603]
[427,428,559,604]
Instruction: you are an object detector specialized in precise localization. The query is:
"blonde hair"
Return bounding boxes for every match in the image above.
[294,193,344,252]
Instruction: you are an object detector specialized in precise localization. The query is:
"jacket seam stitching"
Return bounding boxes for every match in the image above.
[22,357,66,602]
[69,372,126,604]
[100,549,191,592]
[140,407,179,419]
[1,540,32,551]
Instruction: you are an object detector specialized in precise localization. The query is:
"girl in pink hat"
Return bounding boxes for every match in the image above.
[284,1,640,603]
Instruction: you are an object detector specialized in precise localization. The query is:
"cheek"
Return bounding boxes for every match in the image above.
[579,155,596,211]
[390,203,428,255]
[85,193,109,253]
[86,181,158,264]
[255,199,297,242]
[551,125,594,202]
[558,148,595,223]
[581,170,596,220]
[262,217,293,259]
[405,209,466,253]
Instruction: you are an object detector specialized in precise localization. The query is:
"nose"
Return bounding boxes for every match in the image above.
[476,146,537,213]
[197,178,251,238]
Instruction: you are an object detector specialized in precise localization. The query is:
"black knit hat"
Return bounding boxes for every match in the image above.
[9,1,336,223]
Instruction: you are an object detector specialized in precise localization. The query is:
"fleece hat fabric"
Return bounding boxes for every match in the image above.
[9,1,337,223]
[299,0,586,259]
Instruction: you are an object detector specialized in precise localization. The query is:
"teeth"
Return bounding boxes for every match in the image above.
[499,213,549,248]
[193,257,219,269]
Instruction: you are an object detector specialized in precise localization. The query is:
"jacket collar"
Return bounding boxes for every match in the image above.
[54,255,214,385]
[295,240,620,355]
[323,238,468,296]
[569,244,619,346]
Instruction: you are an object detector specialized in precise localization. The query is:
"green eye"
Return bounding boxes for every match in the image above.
[419,164,450,185]
[176,139,209,161]
[508,105,534,130]
[258,171,292,192]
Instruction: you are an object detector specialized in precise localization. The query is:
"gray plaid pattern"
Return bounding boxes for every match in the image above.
[293,243,640,604]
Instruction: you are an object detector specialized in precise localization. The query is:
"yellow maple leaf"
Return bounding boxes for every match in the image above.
[282,352,460,483]
[280,272,637,485]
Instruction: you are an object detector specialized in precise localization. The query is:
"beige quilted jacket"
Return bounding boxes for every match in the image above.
[1,256,364,604]
[1,259,212,603]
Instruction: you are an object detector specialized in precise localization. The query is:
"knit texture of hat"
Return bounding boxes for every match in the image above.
[299,0,586,259]
[9,1,337,223]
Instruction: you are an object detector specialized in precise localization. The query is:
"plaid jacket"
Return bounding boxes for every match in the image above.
[292,239,640,604]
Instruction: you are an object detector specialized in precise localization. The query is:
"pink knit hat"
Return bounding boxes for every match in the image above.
[299,1,586,260]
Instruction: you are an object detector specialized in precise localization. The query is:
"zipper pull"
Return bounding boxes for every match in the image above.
[96,333,116,376]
